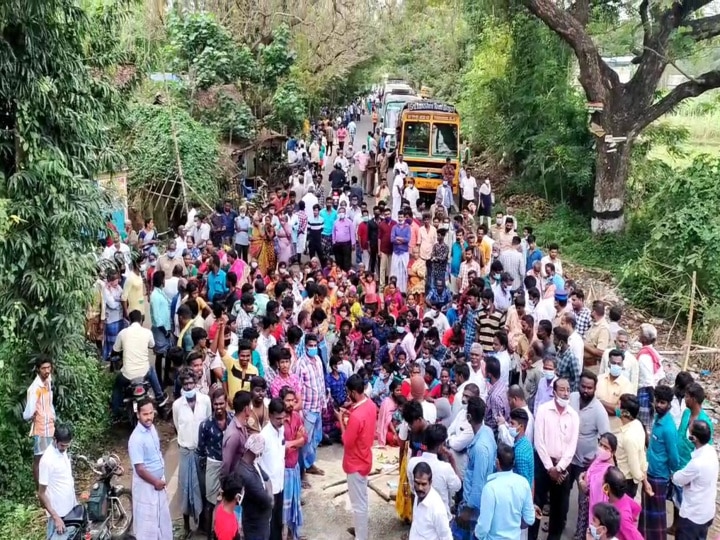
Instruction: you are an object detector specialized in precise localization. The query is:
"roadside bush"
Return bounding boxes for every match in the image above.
[620,155,720,323]
[0,500,45,540]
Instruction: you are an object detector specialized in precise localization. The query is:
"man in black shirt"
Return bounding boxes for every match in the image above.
[350,175,364,205]
[367,206,381,274]
[329,163,347,191]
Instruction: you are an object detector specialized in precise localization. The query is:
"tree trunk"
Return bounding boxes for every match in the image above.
[591,135,633,234]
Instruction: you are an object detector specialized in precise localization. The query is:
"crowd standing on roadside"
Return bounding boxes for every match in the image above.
[26,93,719,540]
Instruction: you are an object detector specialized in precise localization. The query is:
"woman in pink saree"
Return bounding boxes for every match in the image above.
[376,381,406,446]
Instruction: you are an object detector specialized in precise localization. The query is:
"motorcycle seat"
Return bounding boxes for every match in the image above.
[62,504,87,527]
[128,377,147,386]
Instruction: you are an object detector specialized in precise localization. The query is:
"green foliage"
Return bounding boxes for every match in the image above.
[458,14,594,206]
[518,205,644,272]
[621,156,720,322]
[0,499,45,540]
[0,0,122,505]
[258,25,296,90]
[166,12,257,90]
[270,81,308,134]
[0,0,124,358]
[126,103,222,208]
[197,91,257,143]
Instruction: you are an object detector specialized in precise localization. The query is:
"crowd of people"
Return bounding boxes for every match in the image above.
[27,98,719,540]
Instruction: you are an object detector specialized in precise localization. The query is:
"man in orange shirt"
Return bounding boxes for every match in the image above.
[23,355,56,484]
[336,374,378,540]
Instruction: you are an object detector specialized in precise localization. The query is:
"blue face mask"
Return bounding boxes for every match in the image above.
[609,364,623,377]
[182,389,197,400]
[589,524,601,540]
[508,427,518,439]
[307,347,318,357]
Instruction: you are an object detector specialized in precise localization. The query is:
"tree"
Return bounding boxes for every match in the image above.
[522,0,720,233]
[0,0,124,356]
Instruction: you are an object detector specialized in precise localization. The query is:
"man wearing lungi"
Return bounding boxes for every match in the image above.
[639,384,679,540]
[197,387,230,538]
[172,367,212,537]
[128,398,173,540]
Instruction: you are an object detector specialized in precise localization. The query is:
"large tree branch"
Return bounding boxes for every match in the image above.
[685,13,720,41]
[631,69,720,133]
[523,0,613,101]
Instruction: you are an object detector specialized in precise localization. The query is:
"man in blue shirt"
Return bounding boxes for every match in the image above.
[389,211,412,292]
[463,288,483,359]
[450,229,468,293]
[319,197,337,263]
[221,200,237,246]
[206,254,228,302]
[639,384,679,539]
[475,443,536,540]
[452,396,497,540]
[525,234,543,272]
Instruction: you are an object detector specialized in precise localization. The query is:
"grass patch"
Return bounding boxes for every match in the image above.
[519,205,645,273]
[650,112,720,167]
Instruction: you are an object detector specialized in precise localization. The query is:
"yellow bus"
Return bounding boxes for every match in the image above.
[396,101,460,196]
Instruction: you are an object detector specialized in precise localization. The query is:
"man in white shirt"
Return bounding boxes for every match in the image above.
[672,419,718,540]
[393,153,410,176]
[498,385,535,445]
[391,170,405,221]
[447,377,480,478]
[408,462,453,540]
[468,343,488,399]
[112,310,167,415]
[38,425,78,538]
[460,169,477,211]
[403,177,421,218]
[102,232,131,268]
[597,330,639,392]
[407,424,461,517]
[259,398,287,540]
[172,367,212,536]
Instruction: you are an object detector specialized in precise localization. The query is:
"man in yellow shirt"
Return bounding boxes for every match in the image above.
[584,301,612,367]
[222,330,258,398]
[121,255,145,317]
[596,349,635,434]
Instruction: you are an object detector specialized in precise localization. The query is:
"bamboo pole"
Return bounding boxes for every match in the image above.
[682,271,697,371]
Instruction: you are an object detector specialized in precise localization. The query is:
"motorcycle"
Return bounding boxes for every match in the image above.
[64,454,133,540]
[110,353,167,427]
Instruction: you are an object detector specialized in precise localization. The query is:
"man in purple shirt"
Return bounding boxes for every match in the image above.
[389,209,412,292]
[221,390,251,477]
[332,208,356,271]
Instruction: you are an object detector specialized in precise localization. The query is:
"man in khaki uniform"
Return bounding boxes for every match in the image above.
[583,301,611,367]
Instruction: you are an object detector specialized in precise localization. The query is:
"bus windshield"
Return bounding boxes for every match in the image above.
[431,123,459,158]
[402,122,430,156]
[384,105,402,131]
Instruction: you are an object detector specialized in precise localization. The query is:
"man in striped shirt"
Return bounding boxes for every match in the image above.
[476,289,506,353]
[24,355,56,484]
[293,334,327,477]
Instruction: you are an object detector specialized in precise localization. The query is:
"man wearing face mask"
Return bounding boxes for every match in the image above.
[390,211,412,293]
[435,168,454,214]
[378,208,396,288]
[530,377,579,540]
[596,350,634,434]
[213,473,245,540]
[157,239,187,278]
[37,424,79,539]
[332,207,355,272]
[172,368,212,537]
